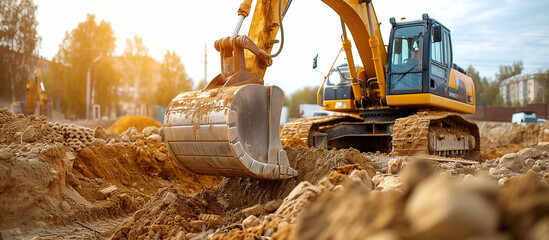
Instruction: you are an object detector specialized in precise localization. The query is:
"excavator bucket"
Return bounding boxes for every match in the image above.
[163,84,298,180]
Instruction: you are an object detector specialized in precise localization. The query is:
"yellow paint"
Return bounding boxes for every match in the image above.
[448,68,476,105]
[323,99,355,112]
[386,93,475,114]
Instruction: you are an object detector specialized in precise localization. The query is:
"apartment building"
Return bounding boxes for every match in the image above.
[500,73,543,105]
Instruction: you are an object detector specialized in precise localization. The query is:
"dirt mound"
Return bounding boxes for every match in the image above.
[111,147,376,239]
[478,121,546,149]
[215,147,376,210]
[0,143,77,229]
[75,144,220,196]
[107,115,162,134]
[111,187,224,239]
[477,121,549,161]
[291,161,549,240]
[0,108,63,145]
[0,108,220,238]
[479,144,549,181]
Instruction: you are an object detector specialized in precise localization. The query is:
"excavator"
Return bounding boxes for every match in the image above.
[163,0,479,180]
[11,69,51,117]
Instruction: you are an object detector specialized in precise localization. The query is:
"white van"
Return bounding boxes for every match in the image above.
[511,112,546,124]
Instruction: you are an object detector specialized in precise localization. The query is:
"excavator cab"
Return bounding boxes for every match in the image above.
[385,15,475,113]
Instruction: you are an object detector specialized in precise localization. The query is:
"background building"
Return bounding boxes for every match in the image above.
[500,73,544,106]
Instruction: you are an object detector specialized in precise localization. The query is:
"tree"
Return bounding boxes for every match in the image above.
[466,65,485,105]
[0,0,40,104]
[195,78,208,90]
[121,35,153,103]
[496,60,523,82]
[47,14,119,117]
[285,86,319,118]
[155,50,193,106]
[535,69,549,104]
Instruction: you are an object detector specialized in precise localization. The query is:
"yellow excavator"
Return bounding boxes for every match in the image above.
[11,69,51,117]
[163,0,479,179]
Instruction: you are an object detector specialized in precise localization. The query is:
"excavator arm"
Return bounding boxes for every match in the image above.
[163,0,387,179]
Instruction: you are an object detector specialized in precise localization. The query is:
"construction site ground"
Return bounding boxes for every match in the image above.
[1,108,549,240]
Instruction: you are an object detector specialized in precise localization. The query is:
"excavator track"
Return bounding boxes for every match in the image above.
[280,115,358,148]
[281,111,480,160]
[392,111,480,160]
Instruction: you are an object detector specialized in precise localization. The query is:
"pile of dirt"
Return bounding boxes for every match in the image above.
[111,147,377,239]
[478,121,549,161]
[111,140,549,240]
[215,147,376,210]
[106,115,162,134]
[291,162,549,240]
[0,109,220,238]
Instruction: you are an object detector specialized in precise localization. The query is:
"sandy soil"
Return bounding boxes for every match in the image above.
[1,108,548,240]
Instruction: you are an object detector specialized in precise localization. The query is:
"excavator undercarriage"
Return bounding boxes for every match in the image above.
[281,111,480,160]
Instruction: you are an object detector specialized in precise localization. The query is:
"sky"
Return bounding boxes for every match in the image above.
[36,0,549,94]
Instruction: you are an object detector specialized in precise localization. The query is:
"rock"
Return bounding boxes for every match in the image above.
[0,149,13,161]
[142,126,159,137]
[242,215,261,230]
[154,152,168,162]
[186,233,199,239]
[106,131,121,142]
[60,201,71,211]
[21,127,38,142]
[162,192,176,205]
[376,175,403,191]
[405,175,498,240]
[121,134,131,142]
[499,153,524,172]
[517,147,544,159]
[348,169,374,190]
[146,134,162,143]
[263,199,283,213]
[94,126,108,140]
[175,231,186,240]
[199,214,222,228]
[92,138,106,147]
[133,209,146,221]
[242,204,266,217]
[99,185,118,195]
[399,158,434,192]
[388,157,405,174]
[190,220,207,231]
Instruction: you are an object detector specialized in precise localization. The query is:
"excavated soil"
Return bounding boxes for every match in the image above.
[0,108,220,239]
[107,115,162,134]
[2,107,549,239]
[478,121,549,161]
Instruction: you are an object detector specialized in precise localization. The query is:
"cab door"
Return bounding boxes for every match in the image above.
[429,24,450,96]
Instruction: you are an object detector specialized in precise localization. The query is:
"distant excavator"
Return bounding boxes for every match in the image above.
[11,69,51,117]
[163,0,479,180]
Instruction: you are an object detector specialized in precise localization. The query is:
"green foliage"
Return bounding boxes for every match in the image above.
[155,50,193,106]
[468,61,527,107]
[0,0,40,103]
[496,60,523,82]
[46,14,119,117]
[285,86,319,118]
[466,65,500,106]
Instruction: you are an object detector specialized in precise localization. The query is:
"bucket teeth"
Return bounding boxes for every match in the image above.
[163,84,297,180]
